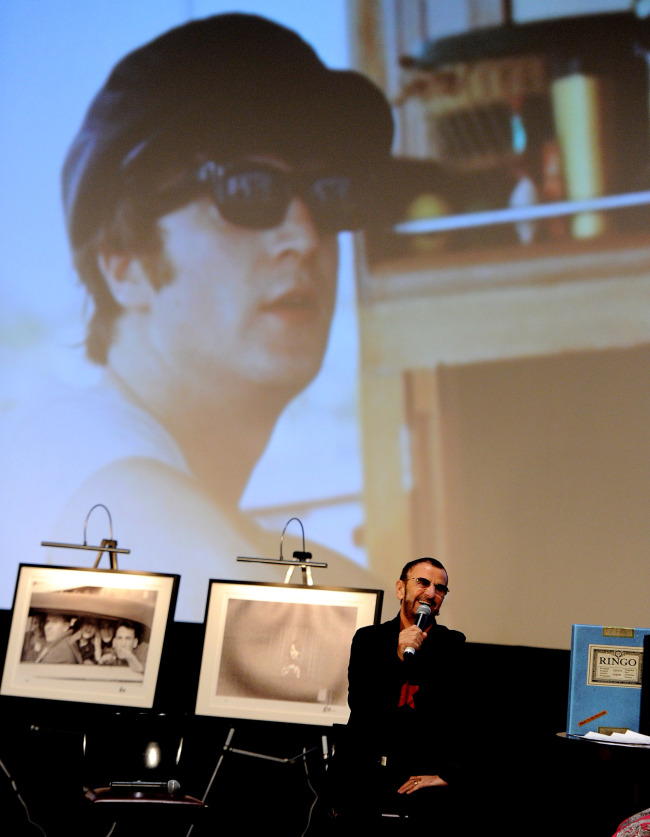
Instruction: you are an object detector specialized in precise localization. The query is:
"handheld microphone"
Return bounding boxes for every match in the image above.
[404,603,431,657]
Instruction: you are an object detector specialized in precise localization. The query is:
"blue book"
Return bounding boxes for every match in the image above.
[566,624,650,735]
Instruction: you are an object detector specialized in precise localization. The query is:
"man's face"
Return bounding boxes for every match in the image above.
[396,562,449,625]
[125,156,338,403]
[113,625,137,655]
[80,620,95,638]
[100,621,114,643]
[43,614,70,643]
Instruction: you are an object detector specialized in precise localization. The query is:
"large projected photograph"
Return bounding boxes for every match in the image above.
[1,1,649,649]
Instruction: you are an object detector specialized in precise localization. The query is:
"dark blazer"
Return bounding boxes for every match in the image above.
[345,614,467,783]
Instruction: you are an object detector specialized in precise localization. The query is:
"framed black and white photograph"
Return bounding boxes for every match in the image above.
[0,564,178,708]
[195,580,382,726]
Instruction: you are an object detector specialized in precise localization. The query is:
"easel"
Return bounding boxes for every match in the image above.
[40,505,205,836]
[186,518,330,834]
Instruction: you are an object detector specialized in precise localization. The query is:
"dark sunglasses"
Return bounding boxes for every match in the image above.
[407,577,450,596]
[153,160,368,233]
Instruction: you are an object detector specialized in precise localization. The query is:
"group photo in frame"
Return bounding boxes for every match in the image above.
[0,564,178,708]
[195,580,383,726]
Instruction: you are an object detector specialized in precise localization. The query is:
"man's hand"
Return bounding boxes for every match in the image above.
[114,645,144,673]
[397,625,426,661]
[397,775,448,794]
[98,651,117,665]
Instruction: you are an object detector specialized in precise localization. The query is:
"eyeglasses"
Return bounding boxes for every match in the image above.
[406,577,450,596]
[153,160,368,234]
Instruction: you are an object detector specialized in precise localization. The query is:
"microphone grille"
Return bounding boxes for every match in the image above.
[416,603,431,616]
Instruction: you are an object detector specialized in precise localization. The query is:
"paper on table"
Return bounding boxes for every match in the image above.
[583,730,650,745]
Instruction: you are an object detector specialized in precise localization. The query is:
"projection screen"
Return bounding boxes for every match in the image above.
[1,0,648,649]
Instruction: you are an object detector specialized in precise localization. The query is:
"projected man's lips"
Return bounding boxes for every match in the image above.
[262,285,320,320]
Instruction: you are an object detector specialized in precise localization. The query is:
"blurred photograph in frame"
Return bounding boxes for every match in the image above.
[195,580,382,725]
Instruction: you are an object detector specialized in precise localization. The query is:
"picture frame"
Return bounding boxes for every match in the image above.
[195,580,383,726]
[0,564,179,709]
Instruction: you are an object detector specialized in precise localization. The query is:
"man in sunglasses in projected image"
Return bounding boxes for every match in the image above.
[330,557,467,834]
[13,13,397,618]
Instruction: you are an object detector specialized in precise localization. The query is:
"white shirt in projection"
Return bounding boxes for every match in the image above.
[0,378,189,585]
[0,377,382,621]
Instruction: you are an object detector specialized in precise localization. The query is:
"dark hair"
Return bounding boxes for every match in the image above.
[114,620,140,640]
[62,14,393,252]
[77,616,97,628]
[44,611,72,624]
[74,195,172,364]
[399,557,447,582]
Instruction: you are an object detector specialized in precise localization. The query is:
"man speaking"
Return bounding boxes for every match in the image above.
[333,557,468,833]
